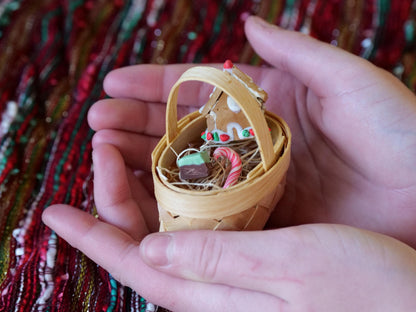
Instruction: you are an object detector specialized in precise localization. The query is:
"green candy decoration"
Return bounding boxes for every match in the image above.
[242,129,250,137]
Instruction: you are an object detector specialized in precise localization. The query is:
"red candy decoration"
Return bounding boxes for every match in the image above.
[249,128,254,136]
[220,134,230,142]
[213,147,242,188]
[207,132,213,140]
[223,59,233,69]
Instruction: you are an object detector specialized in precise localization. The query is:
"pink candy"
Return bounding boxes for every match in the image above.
[213,147,242,189]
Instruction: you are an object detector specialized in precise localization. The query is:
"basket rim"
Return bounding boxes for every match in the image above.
[151,110,291,218]
[155,111,286,194]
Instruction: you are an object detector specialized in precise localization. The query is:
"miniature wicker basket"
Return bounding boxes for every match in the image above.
[151,66,291,231]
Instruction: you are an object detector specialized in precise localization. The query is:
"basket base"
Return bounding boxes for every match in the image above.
[158,176,286,232]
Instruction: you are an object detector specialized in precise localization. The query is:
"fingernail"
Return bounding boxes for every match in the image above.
[140,233,172,267]
[249,15,278,30]
[249,16,267,25]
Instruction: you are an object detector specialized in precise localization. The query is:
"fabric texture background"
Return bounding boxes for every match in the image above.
[0,0,415,311]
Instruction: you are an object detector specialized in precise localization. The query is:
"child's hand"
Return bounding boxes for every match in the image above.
[42,16,416,311]
[86,65,202,232]
[138,225,416,311]
[87,16,416,245]
[42,208,416,311]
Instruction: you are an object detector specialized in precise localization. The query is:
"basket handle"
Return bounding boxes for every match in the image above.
[166,66,276,171]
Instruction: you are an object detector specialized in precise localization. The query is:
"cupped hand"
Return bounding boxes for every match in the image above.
[87,16,416,245]
[42,145,416,311]
[138,224,416,311]
[42,207,416,311]
[42,15,416,311]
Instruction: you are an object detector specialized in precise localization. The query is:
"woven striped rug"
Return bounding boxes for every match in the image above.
[0,0,415,311]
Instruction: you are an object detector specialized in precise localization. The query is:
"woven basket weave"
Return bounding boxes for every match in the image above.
[151,66,291,231]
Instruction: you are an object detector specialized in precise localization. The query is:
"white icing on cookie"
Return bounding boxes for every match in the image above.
[209,86,217,98]
[209,110,217,121]
[230,72,263,100]
[226,122,244,139]
[201,126,255,143]
[199,104,205,113]
[226,96,241,113]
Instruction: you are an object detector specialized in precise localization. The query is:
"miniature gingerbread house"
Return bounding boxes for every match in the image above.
[200,60,268,144]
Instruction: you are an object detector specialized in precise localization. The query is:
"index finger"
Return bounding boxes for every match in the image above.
[42,205,285,311]
[103,63,270,107]
[103,64,210,106]
[245,16,384,99]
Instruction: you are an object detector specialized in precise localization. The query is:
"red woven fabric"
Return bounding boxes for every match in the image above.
[0,1,414,311]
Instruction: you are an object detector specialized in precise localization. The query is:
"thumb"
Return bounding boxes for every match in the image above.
[138,227,331,298]
[244,16,379,98]
[139,225,416,307]
[245,16,416,189]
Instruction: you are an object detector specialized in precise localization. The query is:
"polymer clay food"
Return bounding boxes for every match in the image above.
[178,150,210,180]
[212,146,242,189]
[200,60,268,143]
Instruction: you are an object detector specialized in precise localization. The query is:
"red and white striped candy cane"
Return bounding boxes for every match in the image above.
[213,147,242,189]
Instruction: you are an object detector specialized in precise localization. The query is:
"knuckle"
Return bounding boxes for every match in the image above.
[111,241,140,287]
[194,235,225,281]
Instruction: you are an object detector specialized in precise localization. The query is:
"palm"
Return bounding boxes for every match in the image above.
[41,18,416,311]
[90,61,416,247]
[255,65,416,245]
[89,21,416,246]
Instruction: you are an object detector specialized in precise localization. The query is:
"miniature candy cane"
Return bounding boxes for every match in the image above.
[213,147,242,189]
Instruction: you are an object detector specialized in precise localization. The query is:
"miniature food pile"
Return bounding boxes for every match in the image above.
[159,60,268,191]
